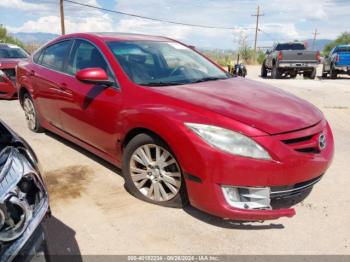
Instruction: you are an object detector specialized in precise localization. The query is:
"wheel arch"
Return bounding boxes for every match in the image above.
[18,86,30,106]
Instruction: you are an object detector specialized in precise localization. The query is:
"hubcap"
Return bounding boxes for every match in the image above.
[130,144,181,202]
[23,98,36,130]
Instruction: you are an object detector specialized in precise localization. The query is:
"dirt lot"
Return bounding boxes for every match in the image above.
[0,65,349,256]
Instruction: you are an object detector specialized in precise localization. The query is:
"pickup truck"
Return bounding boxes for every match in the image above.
[322,45,350,79]
[261,42,320,79]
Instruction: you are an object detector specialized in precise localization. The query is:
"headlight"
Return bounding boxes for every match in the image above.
[185,123,271,160]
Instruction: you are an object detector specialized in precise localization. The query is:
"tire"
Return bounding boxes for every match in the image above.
[330,65,337,79]
[290,72,297,79]
[271,64,280,79]
[23,93,44,133]
[261,61,267,78]
[122,133,188,208]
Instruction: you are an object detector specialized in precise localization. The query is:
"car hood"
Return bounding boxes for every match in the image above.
[150,78,323,135]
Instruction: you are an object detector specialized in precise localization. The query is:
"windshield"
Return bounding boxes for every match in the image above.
[0,46,29,59]
[275,43,305,51]
[107,41,229,86]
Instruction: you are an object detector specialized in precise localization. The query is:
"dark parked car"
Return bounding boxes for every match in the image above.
[0,121,49,261]
[322,45,350,79]
[0,44,29,99]
[261,42,320,79]
[16,33,333,221]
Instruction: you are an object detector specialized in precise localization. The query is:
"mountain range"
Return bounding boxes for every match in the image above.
[10,32,333,51]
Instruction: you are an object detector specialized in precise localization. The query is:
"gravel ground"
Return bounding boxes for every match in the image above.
[0,65,349,256]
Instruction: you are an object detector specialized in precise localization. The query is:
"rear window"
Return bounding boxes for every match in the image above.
[336,46,350,52]
[275,43,305,51]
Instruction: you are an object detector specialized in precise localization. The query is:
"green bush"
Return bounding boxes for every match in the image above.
[0,24,25,48]
[323,32,350,55]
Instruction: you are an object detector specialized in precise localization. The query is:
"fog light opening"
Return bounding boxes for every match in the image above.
[221,186,271,210]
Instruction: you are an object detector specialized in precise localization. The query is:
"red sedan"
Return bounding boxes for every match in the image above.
[0,43,29,99]
[16,33,334,221]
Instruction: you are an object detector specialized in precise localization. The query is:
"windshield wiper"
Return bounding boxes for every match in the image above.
[190,77,228,84]
[140,81,186,86]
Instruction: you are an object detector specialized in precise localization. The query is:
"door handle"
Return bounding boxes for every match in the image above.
[59,82,68,90]
[29,70,35,76]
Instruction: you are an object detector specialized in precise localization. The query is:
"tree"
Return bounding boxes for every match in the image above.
[323,32,350,55]
[0,24,25,48]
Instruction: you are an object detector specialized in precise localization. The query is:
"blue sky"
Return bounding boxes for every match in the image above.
[0,0,349,49]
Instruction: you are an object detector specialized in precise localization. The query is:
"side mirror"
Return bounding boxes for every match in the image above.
[75,68,113,86]
[265,50,271,55]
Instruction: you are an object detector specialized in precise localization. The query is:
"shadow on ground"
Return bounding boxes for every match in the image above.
[45,131,122,177]
[43,216,82,262]
[183,206,285,230]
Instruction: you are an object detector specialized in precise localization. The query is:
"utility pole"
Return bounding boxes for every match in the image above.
[252,5,264,53]
[60,0,65,35]
[312,28,319,50]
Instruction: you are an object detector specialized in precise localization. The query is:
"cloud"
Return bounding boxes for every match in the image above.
[0,0,49,11]
[1,0,349,49]
[7,14,114,34]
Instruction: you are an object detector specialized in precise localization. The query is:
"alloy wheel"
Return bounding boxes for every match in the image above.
[129,144,181,202]
[23,97,36,130]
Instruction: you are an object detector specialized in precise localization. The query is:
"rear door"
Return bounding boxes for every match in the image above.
[31,40,73,129]
[58,39,122,155]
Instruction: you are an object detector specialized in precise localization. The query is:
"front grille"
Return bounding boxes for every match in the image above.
[269,175,322,209]
[270,175,322,199]
[281,133,320,154]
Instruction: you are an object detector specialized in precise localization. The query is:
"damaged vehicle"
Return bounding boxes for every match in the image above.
[16,33,334,221]
[0,121,49,261]
[0,43,29,99]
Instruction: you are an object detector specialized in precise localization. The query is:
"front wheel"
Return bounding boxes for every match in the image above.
[23,94,43,133]
[122,134,188,208]
[261,61,267,78]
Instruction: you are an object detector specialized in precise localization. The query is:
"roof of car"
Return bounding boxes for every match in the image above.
[63,32,174,42]
[0,43,21,49]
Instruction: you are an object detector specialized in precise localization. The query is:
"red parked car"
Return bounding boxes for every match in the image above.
[0,43,29,99]
[16,33,334,221]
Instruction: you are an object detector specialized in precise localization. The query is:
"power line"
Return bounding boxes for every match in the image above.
[63,0,238,30]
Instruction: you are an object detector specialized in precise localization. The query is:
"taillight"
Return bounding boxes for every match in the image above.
[335,54,340,62]
[277,51,283,60]
[316,51,321,62]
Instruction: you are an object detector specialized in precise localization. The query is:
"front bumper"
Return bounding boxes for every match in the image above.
[0,121,50,262]
[183,120,334,221]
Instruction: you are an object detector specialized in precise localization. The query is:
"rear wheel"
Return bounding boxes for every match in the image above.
[122,133,188,208]
[23,94,43,133]
[261,61,267,78]
[271,64,280,79]
[330,65,337,79]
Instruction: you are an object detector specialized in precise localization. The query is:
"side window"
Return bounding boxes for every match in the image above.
[32,49,42,63]
[41,41,72,71]
[66,40,109,76]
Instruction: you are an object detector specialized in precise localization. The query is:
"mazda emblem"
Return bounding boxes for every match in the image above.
[318,133,326,150]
